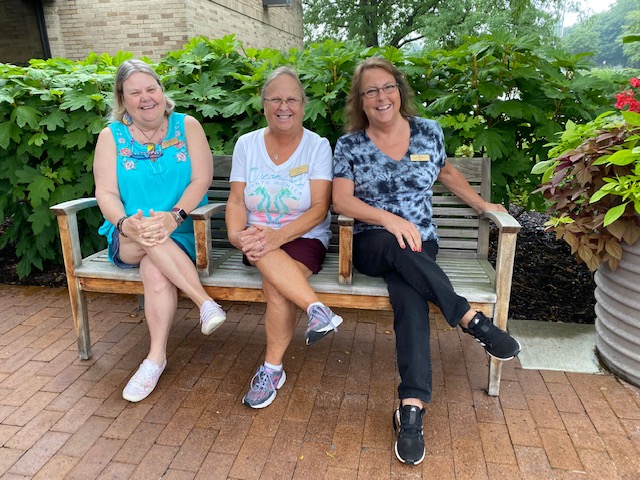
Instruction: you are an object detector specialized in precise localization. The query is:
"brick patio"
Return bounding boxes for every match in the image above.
[1,284,639,479]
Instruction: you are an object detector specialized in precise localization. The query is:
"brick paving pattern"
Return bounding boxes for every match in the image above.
[1,284,639,479]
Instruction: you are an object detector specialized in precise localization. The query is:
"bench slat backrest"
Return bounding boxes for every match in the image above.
[209,155,490,260]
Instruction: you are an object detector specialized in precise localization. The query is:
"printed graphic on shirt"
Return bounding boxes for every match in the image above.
[246,168,308,227]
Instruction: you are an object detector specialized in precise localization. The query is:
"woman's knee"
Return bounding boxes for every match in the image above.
[140,259,174,294]
[262,278,289,304]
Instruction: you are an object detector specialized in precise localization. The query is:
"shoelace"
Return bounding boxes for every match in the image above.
[310,306,339,332]
[251,367,277,393]
[400,424,422,438]
[200,302,221,323]
[134,367,156,388]
[399,412,423,438]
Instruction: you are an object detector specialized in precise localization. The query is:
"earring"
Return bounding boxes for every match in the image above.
[122,112,133,126]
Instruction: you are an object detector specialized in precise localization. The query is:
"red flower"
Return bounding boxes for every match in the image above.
[616,79,640,113]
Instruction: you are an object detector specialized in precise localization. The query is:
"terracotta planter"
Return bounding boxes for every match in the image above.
[594,240,640,387]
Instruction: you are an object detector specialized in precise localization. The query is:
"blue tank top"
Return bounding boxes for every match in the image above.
[98,112,207,262]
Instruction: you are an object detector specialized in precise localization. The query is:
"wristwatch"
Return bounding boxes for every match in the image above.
[171,207,188,225]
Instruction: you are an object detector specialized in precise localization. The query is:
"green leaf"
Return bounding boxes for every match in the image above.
[28,132,48,147]
[603,203,628,227]
[61,129,93,149]
[531,159,556,175]
[28,203,53,234]
[40,110,70,131]
[28,174,55,207]
[0,121,21,149]
[601,149,639,166]
[13,105,42,129]
[622,110,640,128]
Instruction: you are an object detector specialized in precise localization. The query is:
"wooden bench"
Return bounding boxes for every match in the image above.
[51,156,520,396]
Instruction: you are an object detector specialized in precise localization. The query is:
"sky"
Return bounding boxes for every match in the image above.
[563,0,617,27]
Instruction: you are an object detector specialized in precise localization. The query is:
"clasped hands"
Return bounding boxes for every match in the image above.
[231,225,275,263]
[123,209,177,247]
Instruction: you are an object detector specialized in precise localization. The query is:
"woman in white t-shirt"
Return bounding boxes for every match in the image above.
[225,67,343,409]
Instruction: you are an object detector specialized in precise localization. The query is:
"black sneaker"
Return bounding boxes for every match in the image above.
[462,312,521,360]
[393,405,425,465]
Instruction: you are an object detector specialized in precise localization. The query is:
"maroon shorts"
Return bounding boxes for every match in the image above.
[242,237,327,274]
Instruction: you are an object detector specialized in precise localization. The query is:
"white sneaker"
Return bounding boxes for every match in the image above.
[200,300,226,335]
[122,358,166,402]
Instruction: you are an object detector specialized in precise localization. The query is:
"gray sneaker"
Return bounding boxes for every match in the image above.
[305,304,343,345]
[242,365,286,409]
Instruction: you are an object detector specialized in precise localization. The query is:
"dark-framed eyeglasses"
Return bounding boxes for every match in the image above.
[361,83,399,98]
[265,97,302,107]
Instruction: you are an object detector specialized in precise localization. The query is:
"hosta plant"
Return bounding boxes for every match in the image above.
[532,78,640,272]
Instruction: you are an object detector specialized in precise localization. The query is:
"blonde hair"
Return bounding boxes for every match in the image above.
[344,57,417,132]
[109,59,175,123]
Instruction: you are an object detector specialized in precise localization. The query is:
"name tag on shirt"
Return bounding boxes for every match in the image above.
[161,138,179,149]
[290,165,309,177]
[410,154,431,162]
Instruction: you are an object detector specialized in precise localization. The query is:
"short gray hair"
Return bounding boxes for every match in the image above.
[260,66,307,106]
[109,59,175,123]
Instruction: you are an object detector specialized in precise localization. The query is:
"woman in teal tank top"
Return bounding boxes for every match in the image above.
[93,60,226,402]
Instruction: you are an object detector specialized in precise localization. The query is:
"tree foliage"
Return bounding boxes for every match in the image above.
[0,35,628,277]
[303,0,564,49]
[562,0,640,67]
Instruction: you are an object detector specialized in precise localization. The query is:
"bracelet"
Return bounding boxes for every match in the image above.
[116,215,128,237]
[170,210,183,225]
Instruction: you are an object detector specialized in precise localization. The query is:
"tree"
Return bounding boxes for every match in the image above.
[622,7,640,65]
[562,0,640,67]
[303,0,564,49]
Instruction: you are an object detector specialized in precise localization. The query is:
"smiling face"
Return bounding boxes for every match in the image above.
[360,67,402,129]
[121,71,166,126]
[262,73,304,134]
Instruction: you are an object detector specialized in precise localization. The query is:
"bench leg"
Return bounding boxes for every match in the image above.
[67,278,91,360]
[487,357,502,396]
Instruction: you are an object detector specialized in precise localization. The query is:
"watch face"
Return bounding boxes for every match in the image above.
[173,208,188,220]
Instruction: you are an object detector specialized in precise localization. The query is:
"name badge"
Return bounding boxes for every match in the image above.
[161,138,179,149]
[289,165,309,177]
[410,154,431,162]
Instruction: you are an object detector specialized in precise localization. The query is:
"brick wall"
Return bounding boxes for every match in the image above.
[43,0,303,61]
[0,0,46,65]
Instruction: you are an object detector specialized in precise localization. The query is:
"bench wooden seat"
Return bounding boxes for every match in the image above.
[51,155,520,396]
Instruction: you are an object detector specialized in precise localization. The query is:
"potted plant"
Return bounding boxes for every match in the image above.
[532,78,640,387]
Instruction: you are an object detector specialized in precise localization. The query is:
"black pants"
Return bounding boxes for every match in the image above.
[353,229,470,403]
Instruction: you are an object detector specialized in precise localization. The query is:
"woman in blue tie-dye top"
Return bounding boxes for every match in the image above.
[332,57,522,466]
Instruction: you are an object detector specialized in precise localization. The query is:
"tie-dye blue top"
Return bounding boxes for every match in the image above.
[333,117,446,242]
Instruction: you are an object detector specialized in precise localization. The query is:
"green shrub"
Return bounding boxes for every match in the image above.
[0,34,626,278]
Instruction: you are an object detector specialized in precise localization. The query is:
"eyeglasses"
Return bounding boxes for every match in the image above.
[265,97,302,107]
[361,83,399,98]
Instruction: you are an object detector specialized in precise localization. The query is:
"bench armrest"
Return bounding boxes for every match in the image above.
[338,214,355,285]
[480,210,521,330]
[191,202,227,275]
[50,198,99,271]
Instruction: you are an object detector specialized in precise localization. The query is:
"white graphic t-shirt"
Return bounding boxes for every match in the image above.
[230,127,333,247]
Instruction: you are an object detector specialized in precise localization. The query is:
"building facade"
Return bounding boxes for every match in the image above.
[1,0,303,64]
